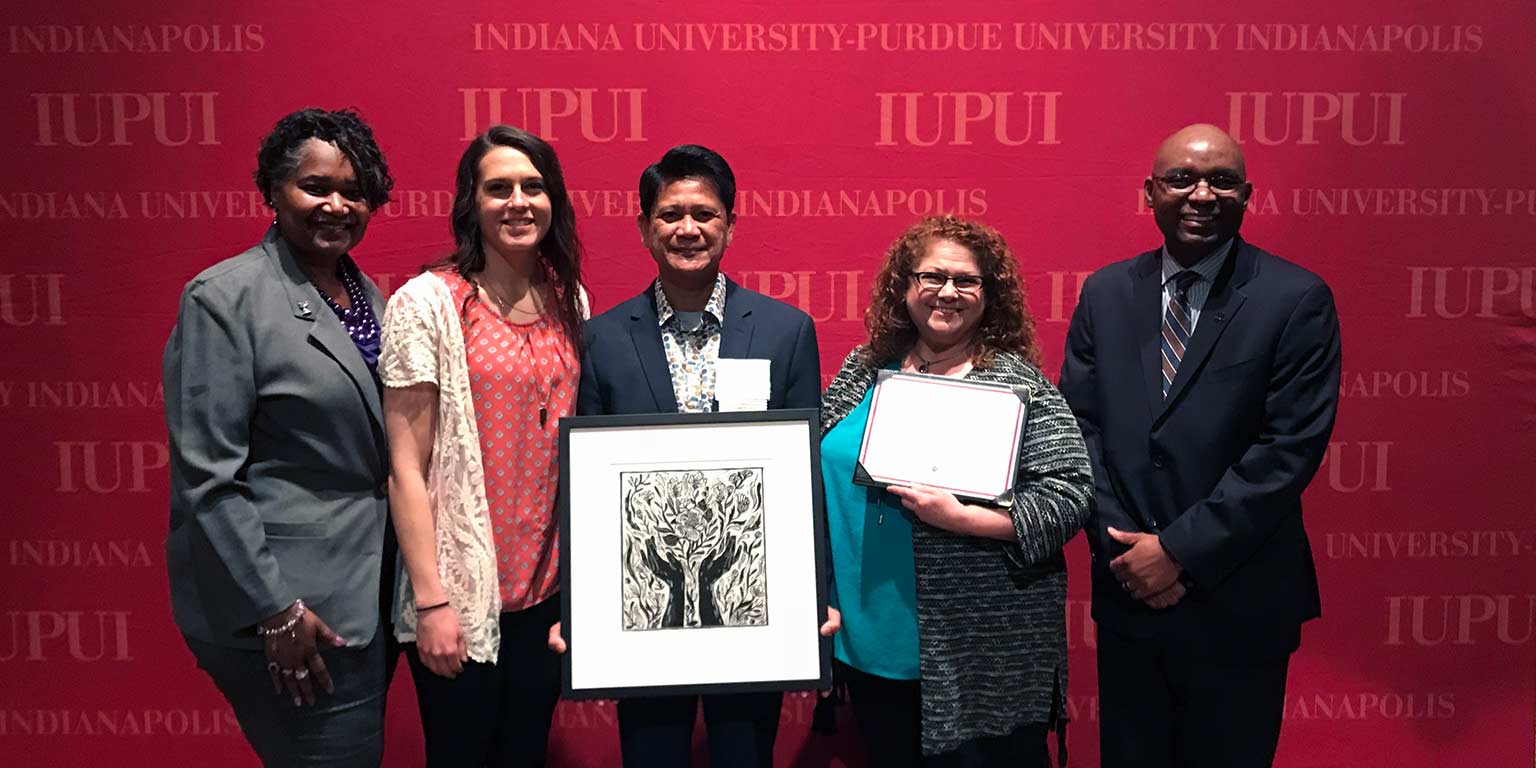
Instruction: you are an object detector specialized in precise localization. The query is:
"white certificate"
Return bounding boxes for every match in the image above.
[854,370,1028,505]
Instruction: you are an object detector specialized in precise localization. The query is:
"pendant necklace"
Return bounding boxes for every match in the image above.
[520,328,555,429]
[911,346,968,374]
[482,280,554,428]
[481,281,543,321]
[534,345,550,429]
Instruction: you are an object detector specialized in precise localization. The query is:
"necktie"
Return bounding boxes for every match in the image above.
[1160,271,1200,397]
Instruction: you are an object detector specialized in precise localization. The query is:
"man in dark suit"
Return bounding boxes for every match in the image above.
[574,144,831,767]
[1059,123,1342,768]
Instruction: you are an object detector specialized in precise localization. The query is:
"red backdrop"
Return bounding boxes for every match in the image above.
[3,1,1533,765]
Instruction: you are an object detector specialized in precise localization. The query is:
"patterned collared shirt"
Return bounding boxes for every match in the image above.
[1159,237,1233,335]
[654,274,728,413]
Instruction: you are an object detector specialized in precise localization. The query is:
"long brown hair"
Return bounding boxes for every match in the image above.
[425,125,585,354]
[862,216,1041,369]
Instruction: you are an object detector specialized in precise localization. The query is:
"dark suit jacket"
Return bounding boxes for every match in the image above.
[164,227,389,649]
[577,277,821,415]
[1059,237,1341,655]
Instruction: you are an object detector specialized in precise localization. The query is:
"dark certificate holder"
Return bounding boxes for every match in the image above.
[853,369,1029,506]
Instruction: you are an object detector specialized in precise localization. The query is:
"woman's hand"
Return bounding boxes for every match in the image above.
[415,606,468,678]
[886,484,1018,541]
[547,621,566,654]
[261,601,344,707]
[886,484,968,533]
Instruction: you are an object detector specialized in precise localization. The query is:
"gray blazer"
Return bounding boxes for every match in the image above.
[164,227,389,650]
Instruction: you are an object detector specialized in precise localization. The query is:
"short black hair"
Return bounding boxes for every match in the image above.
[638,144,736,218]
[254,108,394,210]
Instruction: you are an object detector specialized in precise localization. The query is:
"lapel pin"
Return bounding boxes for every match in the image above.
[1214,313,1225,322]
[297,300,313,317]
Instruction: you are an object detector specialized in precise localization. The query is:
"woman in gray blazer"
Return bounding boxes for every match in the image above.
[163,108,395,767]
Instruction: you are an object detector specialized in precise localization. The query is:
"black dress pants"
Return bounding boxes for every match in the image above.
[1097,624,1292,768]
[616,690,782,767]
[407,595,563,767]
[838,661,1050,768]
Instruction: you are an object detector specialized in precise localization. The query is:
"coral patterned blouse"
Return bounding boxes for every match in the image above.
[445,271,575,611]
[381,269,586,661]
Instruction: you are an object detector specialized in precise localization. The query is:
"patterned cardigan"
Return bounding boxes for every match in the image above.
[379,272,503,663]
[820,346,1093,756]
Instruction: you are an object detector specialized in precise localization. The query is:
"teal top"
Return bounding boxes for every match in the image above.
[821,377,919,680]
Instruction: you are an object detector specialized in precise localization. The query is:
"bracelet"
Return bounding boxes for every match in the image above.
[416,600,451,615]
[257,599,306,637]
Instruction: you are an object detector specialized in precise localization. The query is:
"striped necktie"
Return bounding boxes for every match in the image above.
[1160,271,1200,397]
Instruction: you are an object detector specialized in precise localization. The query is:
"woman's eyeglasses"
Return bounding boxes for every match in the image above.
[910,272,985,294]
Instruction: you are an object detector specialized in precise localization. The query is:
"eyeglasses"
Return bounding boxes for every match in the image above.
[910,272,984,294]
[1153,172,1246,195]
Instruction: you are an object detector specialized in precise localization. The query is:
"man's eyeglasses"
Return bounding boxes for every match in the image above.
[910,272,985,294]
[1153,172,1246,195]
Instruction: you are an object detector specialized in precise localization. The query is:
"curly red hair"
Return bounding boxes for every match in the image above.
[862,216,1042,369]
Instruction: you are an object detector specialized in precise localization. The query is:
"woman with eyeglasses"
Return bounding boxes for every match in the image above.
[817,216,1093,767]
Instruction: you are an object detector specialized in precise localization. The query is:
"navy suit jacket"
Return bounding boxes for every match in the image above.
[1059,237,1342,654]
[578,278,821,416]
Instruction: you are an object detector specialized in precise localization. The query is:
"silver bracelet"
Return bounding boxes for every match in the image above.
[257,599,306,637]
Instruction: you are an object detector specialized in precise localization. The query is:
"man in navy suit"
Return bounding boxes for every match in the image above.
[1059,124,1342,768]
[576,144,829,767]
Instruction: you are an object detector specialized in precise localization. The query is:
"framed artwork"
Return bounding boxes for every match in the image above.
[558,408,831,699]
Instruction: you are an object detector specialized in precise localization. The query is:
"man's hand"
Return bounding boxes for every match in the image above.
[1107,527,1182,600]
[1142,581,1187,610]
[820,606,842,637]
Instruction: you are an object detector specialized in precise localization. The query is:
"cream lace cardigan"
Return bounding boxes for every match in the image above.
[378,270,585,663]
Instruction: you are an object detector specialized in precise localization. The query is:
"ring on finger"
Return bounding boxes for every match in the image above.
[294,668,310,681]
[266,661,279,674]
[281,667,295,677]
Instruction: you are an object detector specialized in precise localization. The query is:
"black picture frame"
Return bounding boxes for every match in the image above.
[558,408,832,699]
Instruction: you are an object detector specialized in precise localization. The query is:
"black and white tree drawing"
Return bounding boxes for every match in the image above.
[620,468,768,631]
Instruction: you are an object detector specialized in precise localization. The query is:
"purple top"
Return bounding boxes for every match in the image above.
[315,262,381,371]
